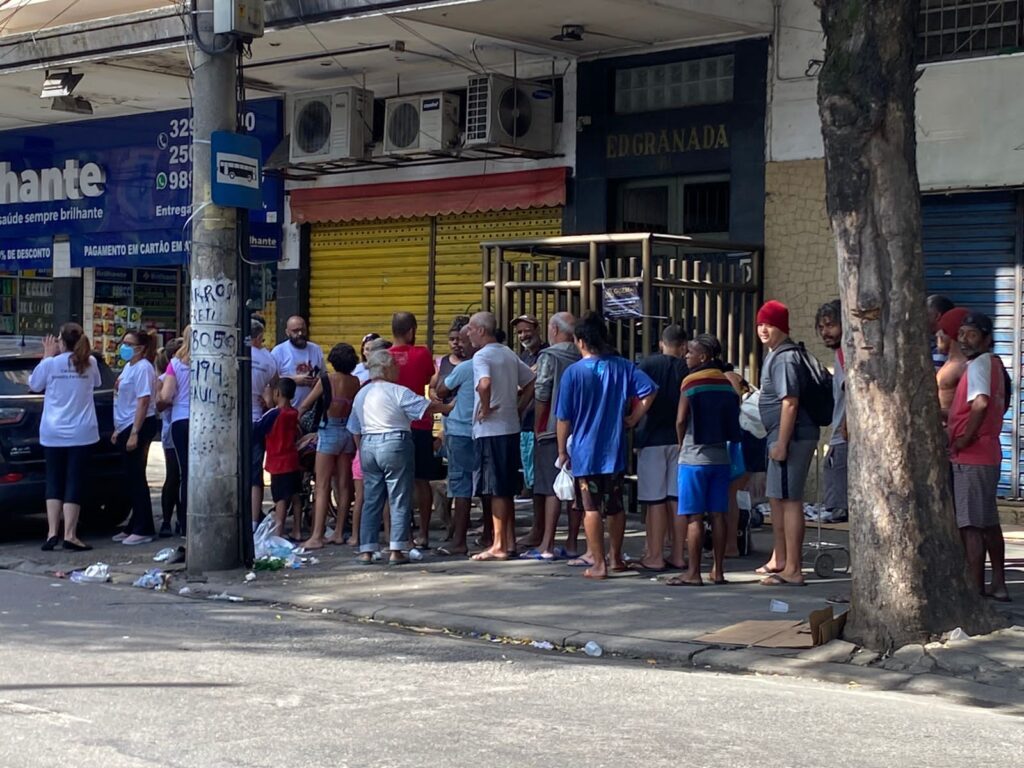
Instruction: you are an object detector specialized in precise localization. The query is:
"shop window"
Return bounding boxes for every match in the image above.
[614,56,734,114]
[0,271,54,335]
[917,0,1023,62]
[615,176,730,237]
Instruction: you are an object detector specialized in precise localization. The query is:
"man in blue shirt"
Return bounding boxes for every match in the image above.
[556,313,657,580]
[435,325,477,556]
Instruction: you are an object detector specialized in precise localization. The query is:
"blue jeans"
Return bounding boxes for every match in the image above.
[358,431,414,552]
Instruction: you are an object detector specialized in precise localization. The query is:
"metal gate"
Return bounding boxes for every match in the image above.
[480,233,763,380]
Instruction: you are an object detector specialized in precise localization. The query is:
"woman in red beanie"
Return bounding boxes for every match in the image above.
[755,301,820,586]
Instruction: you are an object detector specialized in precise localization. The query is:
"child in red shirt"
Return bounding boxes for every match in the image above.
[255,379,302,540]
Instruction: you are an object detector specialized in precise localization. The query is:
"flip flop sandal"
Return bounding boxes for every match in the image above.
[665,577,704,587]
[553,546,578,560]
[759,574,806,587]
[566,557,595,568]
[518,549,545,560]
[629,561,668,573]
[387,556,410,567]
[755,566,783,575]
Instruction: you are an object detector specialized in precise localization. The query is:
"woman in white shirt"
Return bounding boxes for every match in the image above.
[155,340,184,538]
[28,323,101,552]
[349,350,441,566]
[159,327,191,537]
[111,329,160,545]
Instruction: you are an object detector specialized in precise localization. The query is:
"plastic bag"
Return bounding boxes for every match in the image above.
[69,563,111,584]
[553,463,576,503]
[739,389,767,438]
[253,515,294,559]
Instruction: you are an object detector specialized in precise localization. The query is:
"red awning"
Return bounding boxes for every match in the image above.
[289,167,568,224]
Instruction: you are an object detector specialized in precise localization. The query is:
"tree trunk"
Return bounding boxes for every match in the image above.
[815,0,1003,651]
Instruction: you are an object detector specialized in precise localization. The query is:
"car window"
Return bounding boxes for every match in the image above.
[0,354,115,394]
[0,361,34,396]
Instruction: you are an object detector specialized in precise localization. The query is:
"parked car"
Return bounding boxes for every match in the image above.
[0,336,129,527]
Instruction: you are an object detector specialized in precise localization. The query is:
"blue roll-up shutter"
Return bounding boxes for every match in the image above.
[922,191,1021,497]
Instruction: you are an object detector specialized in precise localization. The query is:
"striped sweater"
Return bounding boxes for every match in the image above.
[680,365,742,445]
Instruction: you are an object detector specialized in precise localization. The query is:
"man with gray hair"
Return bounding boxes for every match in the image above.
[525,312,583,560]
[465,311,536,560]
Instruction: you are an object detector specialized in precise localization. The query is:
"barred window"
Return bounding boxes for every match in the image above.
[614,55,734,114]
[918,0,1023,62]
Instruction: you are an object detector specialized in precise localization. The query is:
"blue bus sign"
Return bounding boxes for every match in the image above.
[211,131,263,210]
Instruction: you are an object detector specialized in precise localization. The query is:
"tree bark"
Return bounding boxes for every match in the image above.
[815,0,1003,651]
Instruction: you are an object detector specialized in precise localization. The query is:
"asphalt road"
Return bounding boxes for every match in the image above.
[0,570,1021,768]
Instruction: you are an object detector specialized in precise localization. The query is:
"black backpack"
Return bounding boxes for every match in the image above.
[777,342,834,428]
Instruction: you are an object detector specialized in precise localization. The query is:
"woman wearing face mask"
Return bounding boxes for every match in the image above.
[158,327,191,537]
[111,329,160,545]
[29,323,102,552]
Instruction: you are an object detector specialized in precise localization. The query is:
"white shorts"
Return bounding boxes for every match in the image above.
[637,445,680,502]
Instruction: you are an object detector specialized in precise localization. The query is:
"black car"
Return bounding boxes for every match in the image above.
[0,337,129,526]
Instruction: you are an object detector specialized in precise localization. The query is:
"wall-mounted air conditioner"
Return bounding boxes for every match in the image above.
[383,92,460,155]
[289,87,372,163]
[465,74,554,153]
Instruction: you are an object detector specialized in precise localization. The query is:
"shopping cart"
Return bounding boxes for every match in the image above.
[802,445,850,579]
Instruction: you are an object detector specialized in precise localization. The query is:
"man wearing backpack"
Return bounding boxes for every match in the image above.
[756,301,823,586]
[948,312,1010,602]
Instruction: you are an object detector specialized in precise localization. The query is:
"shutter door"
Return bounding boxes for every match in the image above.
[310,218,431,352]
[922,191,1021,496]
[433,207,562,354]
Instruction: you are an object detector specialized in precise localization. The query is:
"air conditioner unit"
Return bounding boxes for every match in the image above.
[383,92,460,155]
[465,74,554,153]
[289,87,372,163]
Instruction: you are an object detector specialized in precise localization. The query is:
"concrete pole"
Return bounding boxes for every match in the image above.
[187,0,241,573]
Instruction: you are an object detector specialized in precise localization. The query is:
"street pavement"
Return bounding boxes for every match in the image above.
[1,569,1022,768]
[2,446,1022,711]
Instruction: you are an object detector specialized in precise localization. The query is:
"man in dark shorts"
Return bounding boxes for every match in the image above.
[530,312,581,559]
[556,313,657,580]
[466,312,536,561]
[389,311,438,548]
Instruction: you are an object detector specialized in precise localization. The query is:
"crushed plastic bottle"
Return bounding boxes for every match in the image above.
[208,591,244,602]
[153,547,177,563]
[583,641,603,657]
[530,640,554,651]
[408,548,423,561]
[132,568,168,590]
[244,572,257,582]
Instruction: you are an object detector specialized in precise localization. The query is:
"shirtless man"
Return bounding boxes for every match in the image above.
[936,307,970,423]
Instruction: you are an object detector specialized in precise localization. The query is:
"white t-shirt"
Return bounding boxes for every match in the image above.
[166,357,191,423]
[28,353,101,448]
[471,343,536,439]
[353,362,370,384]
[349,381,429,435]
[114,358,157,433]
[271,340,325,406]
[251,345,279,422]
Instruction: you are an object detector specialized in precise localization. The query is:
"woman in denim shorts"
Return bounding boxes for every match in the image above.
[298,343,360,550]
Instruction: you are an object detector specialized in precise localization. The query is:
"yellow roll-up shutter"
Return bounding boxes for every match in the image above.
[433,207,562,353]
[310,218,431,351]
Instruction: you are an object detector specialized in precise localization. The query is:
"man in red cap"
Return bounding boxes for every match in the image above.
[755,300,820,586]
[936,307,970,424]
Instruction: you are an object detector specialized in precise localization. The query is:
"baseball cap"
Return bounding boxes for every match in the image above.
[961,312,993,336]
[512,314,539,327]
[937,307,969,339]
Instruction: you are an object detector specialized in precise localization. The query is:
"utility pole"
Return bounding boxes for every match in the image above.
[187,0,241,573]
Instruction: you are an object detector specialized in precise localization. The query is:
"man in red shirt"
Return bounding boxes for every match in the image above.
[389,312,438,547]
[947,312,1009,602]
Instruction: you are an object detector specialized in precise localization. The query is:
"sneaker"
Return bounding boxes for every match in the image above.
[122,534,154,546]
[159,522,173,538]
[112,532,129,542]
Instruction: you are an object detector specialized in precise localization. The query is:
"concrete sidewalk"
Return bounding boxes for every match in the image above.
[3,497,1023,712]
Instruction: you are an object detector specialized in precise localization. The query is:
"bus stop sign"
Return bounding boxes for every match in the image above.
[211,131,263,210]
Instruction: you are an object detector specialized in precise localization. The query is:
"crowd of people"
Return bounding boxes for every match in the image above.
[24,295,1010,601]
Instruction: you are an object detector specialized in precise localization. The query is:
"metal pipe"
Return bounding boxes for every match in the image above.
[641,236,652,358]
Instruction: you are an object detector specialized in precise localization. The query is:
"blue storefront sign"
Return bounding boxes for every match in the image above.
[0,99,283,267]
[0,236,52,271]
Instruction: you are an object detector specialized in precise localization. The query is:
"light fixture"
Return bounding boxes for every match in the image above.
[50,96,93,115]
[552,24,585,42]
[40,69,83,99]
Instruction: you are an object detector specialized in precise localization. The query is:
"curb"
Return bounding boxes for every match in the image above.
[3,554,1022,712]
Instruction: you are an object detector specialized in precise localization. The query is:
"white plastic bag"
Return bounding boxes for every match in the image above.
[739,389,767,439]
[253,515,294,559]
[553,463,576,503]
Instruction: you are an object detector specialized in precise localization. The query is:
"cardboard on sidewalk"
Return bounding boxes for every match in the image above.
[695,606,847,649]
